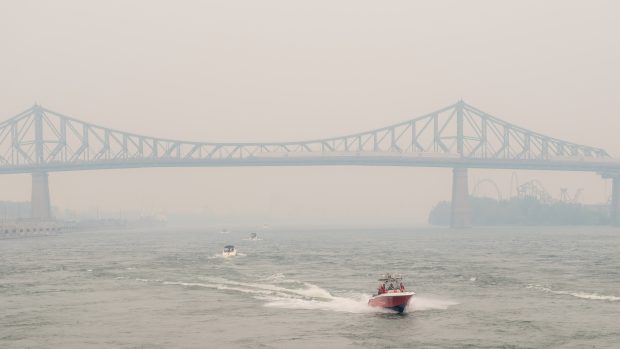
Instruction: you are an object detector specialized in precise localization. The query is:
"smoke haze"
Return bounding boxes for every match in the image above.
[1,0,619,225]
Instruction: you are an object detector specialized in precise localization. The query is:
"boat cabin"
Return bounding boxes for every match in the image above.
[377,273,406,294]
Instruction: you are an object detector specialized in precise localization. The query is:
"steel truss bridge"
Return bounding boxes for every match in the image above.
[2,100,620,226]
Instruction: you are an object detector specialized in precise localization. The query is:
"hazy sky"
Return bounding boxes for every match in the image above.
[1,1,619,225]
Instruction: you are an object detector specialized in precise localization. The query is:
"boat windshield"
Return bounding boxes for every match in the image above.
[224,245,234,251]
[377,273,406,292]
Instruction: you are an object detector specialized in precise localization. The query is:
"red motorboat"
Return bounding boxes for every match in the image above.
[368,273,415,313]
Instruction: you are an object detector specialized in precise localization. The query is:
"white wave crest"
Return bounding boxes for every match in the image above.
[197,276,332,299]
[527,284,620,302]
[160,276,457,314]
[262,293,457,314]
[259,273,301,284]
[207,253,246,259]
[411,296,459,311]
[260,273,286,282]
[260,293,391,314]
[163,281,291,298]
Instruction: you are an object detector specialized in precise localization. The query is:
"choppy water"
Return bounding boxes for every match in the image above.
[1,227,619,348]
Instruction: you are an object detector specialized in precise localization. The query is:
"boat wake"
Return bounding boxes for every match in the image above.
[158,274,457,314]
[412,296,459,310]
[207,253,247,259]
[527,284,620,302]
[259,293,386,314]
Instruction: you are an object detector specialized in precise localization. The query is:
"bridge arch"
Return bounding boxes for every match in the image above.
[1,101,617,226]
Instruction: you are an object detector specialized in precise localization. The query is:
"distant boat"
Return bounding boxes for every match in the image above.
[220,228,229,234]
[249,232,258,240]
[222,245,237,257]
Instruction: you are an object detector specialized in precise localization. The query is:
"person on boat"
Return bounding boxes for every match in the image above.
[388,283,394,290]
[400,282,405,292]
[378,283,386,295]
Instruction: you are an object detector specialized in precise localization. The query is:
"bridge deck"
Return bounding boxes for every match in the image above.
[2,155,620,174]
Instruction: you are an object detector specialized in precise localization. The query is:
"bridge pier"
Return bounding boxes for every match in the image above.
[611,176,620,226]
[451,167,470,228]
[31,172,52,220]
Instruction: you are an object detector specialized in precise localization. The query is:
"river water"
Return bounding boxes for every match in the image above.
[1,227,619,348]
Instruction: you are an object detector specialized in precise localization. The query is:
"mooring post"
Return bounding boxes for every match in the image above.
[31,172,51,220]
[451,167,470,228]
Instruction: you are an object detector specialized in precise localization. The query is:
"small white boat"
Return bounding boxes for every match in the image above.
[222,245,237,257]
[249,232,258,240]
[219,228,229,234]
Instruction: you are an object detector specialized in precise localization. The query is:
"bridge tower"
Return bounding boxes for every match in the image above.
[31,172,52,220]
[30,105,52,220]
[611,176,620,226]
[451,167,470,228]
[450,101,470,228]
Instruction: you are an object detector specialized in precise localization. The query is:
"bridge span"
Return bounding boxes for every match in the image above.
[2,101,619,227]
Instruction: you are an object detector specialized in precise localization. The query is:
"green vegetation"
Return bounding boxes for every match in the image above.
[429,197,610,226]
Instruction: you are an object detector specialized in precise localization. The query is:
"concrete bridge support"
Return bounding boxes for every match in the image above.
[31,172,51,220]
[451,167,470,228]
[611,176,620,226]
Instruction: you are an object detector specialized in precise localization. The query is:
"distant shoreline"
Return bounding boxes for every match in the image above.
[429,197,610,226]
